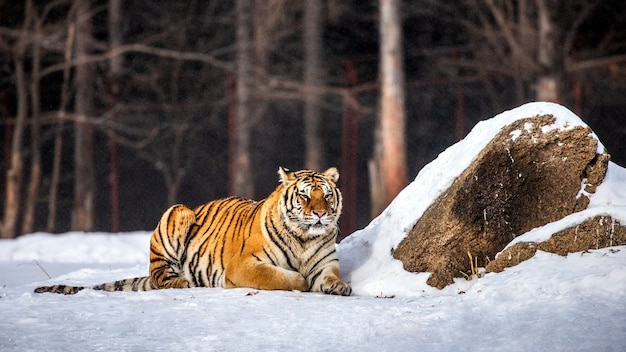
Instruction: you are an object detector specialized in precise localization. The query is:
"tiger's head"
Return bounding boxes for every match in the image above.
[277,167,343,237]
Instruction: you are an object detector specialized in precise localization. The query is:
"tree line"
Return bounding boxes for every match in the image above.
[1,0,625,239]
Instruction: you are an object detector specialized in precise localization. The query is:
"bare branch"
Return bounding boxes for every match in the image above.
[40,43,233,78]
[567,54,626,73]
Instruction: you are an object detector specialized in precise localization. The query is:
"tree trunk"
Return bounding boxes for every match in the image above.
[1,0,33,239]
[1,60,27,239]
[535,0,562,102]
[72,0,96,232]
[231,0,254,198]
[22,5,43,235]
[340,60,359,238]
[454,52,465,142]
[251,0,273,194]
[47,14,76,233]
[165,125,186,206]
[107,0,123,232]
[303,0,324,171]
[372,0,408,216]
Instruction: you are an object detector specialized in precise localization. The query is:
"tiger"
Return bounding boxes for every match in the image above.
[34,167,352,296]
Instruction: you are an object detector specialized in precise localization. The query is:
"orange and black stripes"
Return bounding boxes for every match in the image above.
[34,167,351,296]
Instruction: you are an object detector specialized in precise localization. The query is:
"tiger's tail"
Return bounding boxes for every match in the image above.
[34,276,156,295]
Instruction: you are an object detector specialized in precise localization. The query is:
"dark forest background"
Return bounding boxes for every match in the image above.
[1,0,625,239]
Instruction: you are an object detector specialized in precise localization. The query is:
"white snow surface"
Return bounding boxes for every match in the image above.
[1,102,625,351]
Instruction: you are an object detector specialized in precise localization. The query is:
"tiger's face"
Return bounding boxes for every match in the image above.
[278,167,342,236]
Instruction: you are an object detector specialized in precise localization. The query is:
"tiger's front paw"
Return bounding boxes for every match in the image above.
[319,276,352,296]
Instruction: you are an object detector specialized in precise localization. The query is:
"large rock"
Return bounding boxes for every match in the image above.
[392,114,610,289]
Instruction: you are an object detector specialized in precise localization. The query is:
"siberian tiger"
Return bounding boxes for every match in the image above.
[34,167,351,296]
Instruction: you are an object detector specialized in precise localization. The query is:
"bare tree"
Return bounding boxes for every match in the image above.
[535,0,561,102]
[340,60,360,237]
[371,0,408,217]
[436,0,613,104]
[106,0,123,232]
[0,1,33,239]
[231,0,254,198]
[71,0,96,232]
[475,0,563,102]
[107,2,233,207]
[0,0,70,236]
[303,0,325,171]
[47,3,76,233]
[248,0,276,197]
[0,0,621,237]
[21,0,43,235]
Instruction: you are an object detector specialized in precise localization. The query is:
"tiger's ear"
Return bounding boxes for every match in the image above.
[278,167,295,184]
[322,167,339,183]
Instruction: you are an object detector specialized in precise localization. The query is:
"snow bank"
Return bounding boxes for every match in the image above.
[1,234,625,351]
[0,232,150,263]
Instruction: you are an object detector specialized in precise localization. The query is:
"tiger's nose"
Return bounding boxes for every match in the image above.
[313,210,326,218]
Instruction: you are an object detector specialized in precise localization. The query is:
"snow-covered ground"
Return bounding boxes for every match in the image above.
[2,102,625,351]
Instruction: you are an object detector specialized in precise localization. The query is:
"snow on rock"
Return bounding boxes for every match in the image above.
[338,102,618,297]
[590,161,626,207]
[502,205,626,249]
